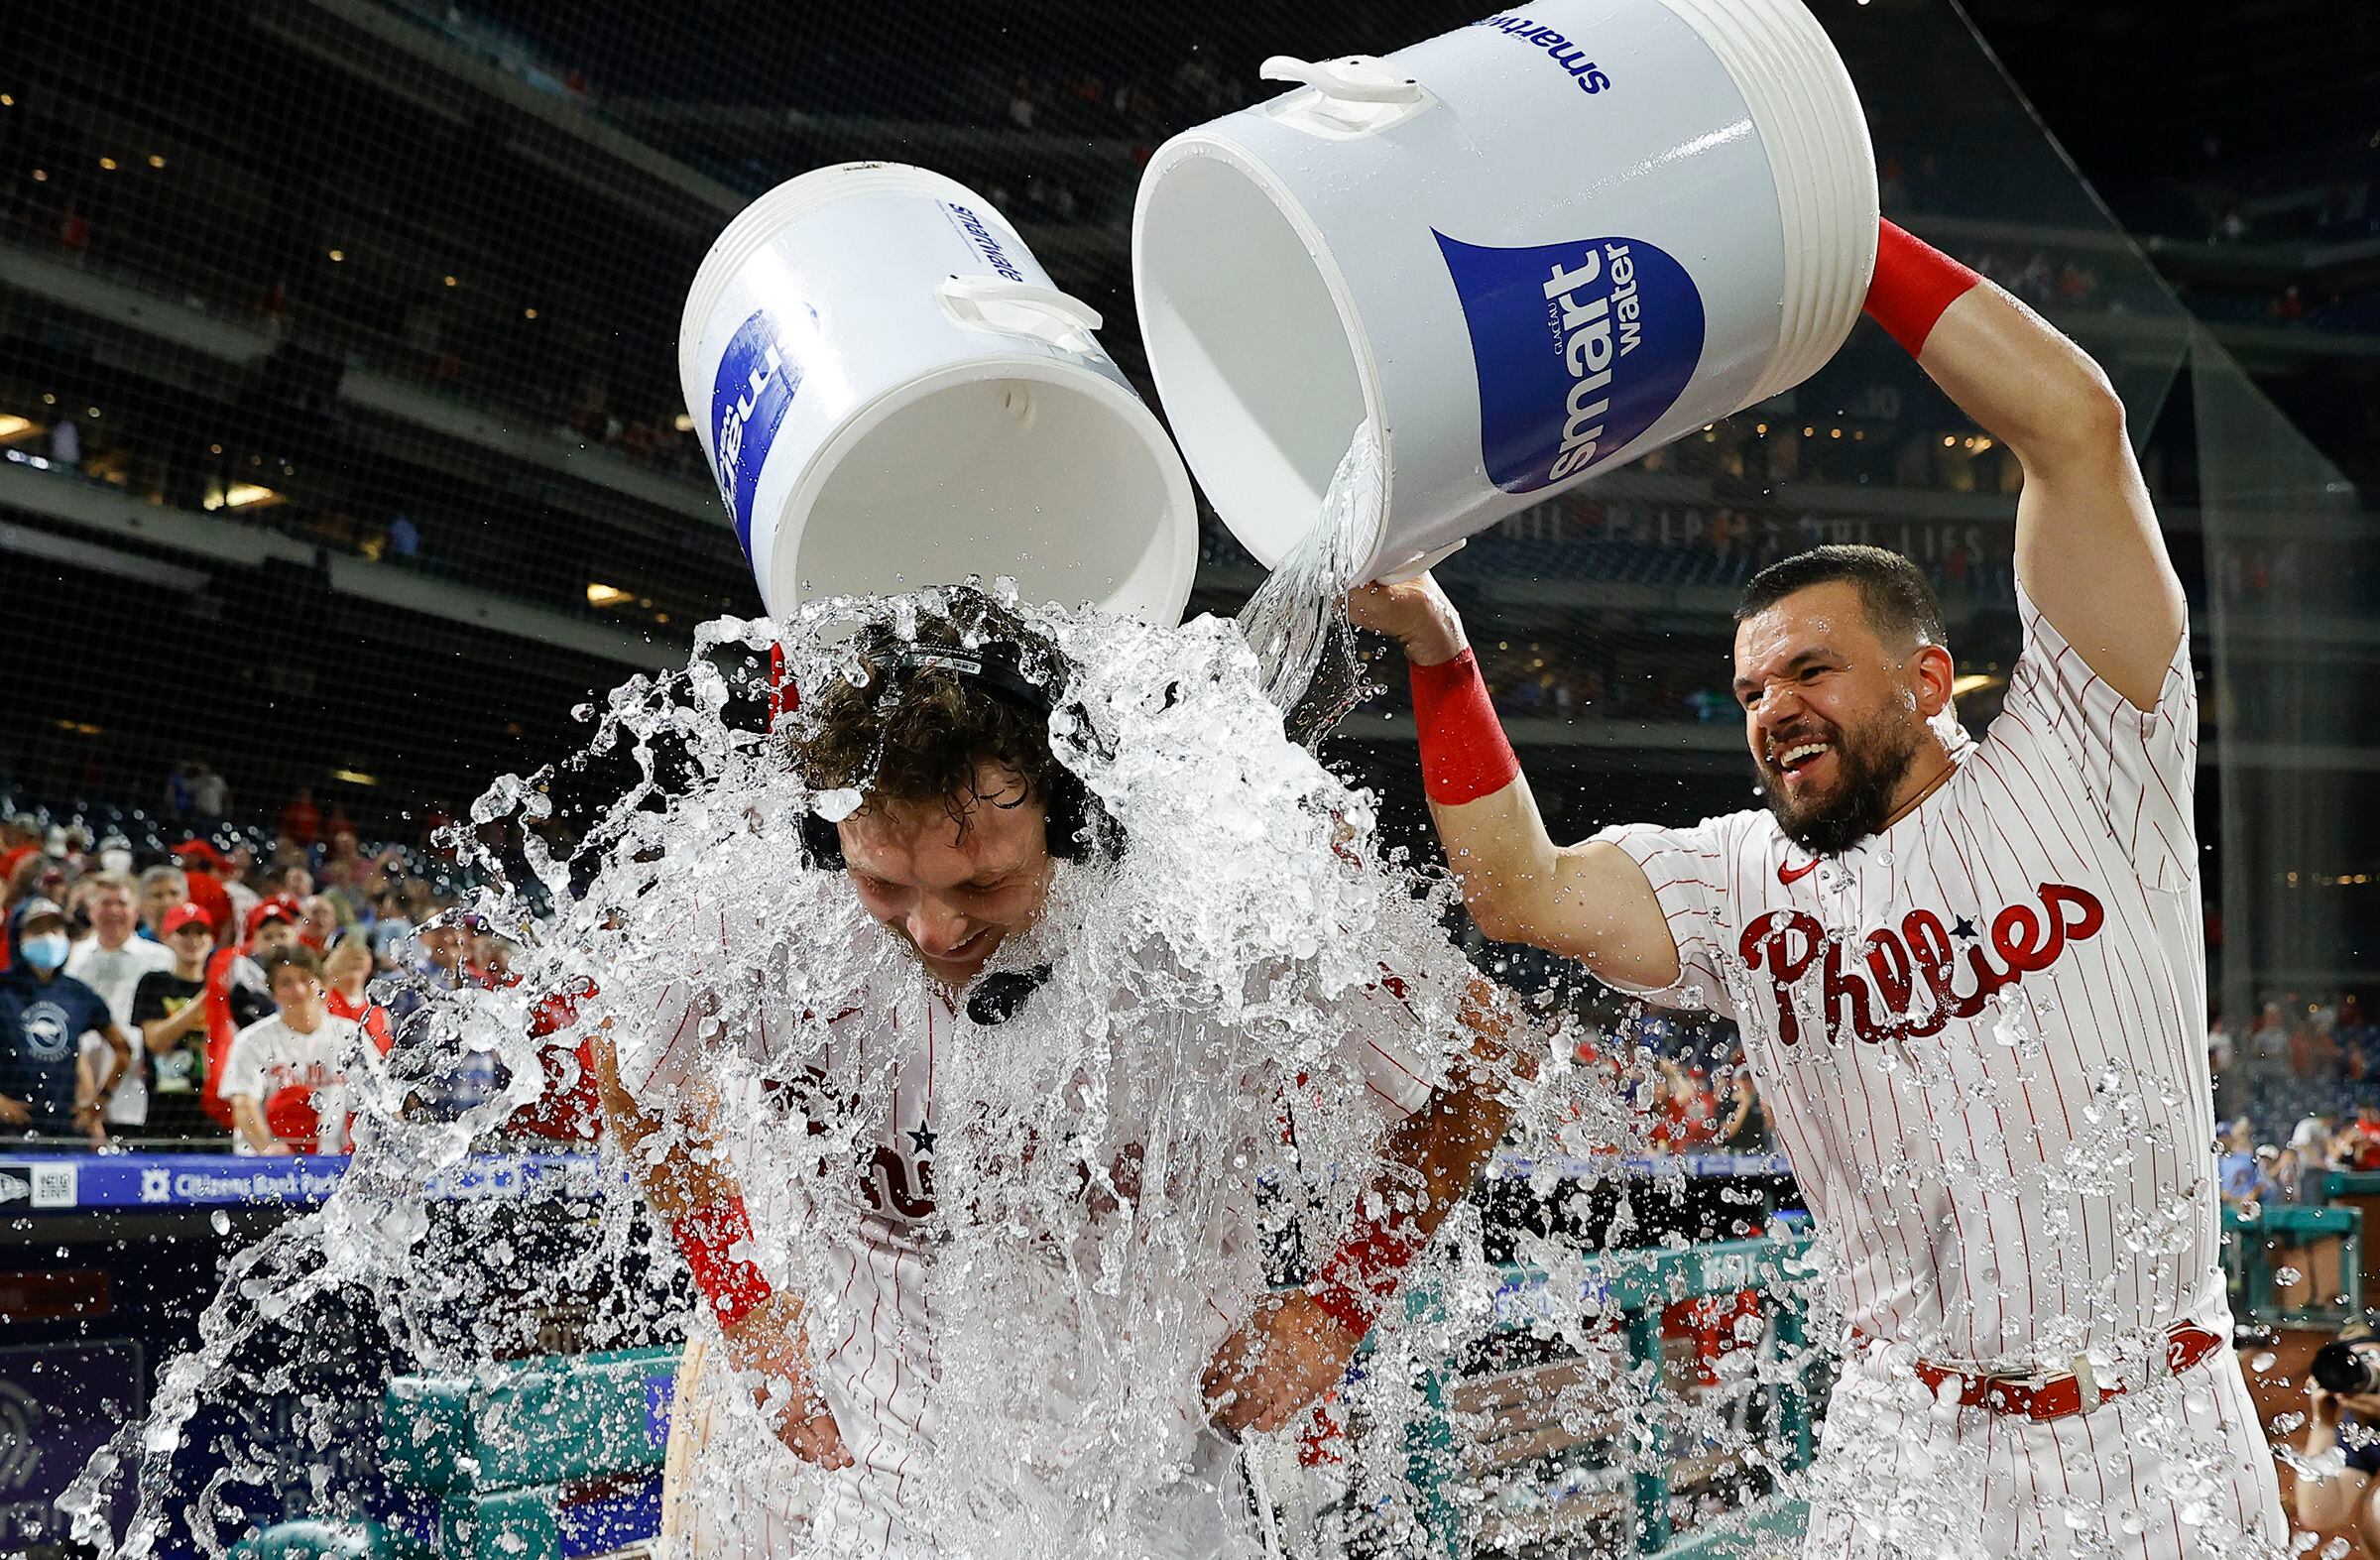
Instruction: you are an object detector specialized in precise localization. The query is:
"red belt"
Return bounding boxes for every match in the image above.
[1879,1323,2225,1422]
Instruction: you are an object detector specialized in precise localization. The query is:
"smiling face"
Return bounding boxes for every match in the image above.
[1733,580,1950,856]
[89,884,136,946]
[839,761,1055,988]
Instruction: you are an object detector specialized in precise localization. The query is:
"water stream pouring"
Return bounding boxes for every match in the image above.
[680,163,1199,626]
[1132,0,1878,584]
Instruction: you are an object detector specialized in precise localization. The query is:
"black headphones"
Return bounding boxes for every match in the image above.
[796,639,1123,871]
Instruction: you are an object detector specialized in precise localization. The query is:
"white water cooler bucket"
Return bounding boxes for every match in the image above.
[680,163,1197,625]
[1133,0,1876,581]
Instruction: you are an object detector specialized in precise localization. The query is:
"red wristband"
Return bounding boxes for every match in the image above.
[1410,650,1521,806]
[1863,218,1982,359]
[671,1198,774,1331]
[1306,1210,1424,1341]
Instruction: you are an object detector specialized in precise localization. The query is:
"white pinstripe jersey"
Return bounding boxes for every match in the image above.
[617,894,1444,1557]
[1598,589,2216,1370]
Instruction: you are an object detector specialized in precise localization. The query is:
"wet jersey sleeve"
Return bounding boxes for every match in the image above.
[1588,816,1746,1021]
[1994,583,2198,893]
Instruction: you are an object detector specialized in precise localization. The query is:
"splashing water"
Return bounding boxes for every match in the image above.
[62,587,1577,1560]
[1236,423,1386,749]
[59,574,2290,1556]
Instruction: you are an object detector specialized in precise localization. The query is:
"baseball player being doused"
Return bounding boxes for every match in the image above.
[1351,216,2289,1557]
[591,587,1530,1559]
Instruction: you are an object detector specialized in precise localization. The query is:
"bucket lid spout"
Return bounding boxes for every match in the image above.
[1258,56,1435,138]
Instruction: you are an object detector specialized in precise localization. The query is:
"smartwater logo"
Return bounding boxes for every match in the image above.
[1471,14,1612,94]
[941,201,1026,283]
[709,309,802,555]
[1435,232,1705,494]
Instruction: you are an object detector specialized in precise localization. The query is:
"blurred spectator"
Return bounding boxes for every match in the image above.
[0,897,130,1145]
[2218,1118,2260,1203]
[169,761,230,832]
[2290,1378,2380,1546]
[133,901,264,1140]
[1650,1059,1723,1151]
[321,930,393,1055]
[221,842,261,929]
[136,865,188,942]
[280,786,323,849]
[376,913,503,1120]
[171,840,238,950]
[506,975,603,1145]
[1717,1063,1771,1151]
[386,513,420,563]
[367,887,416,969]
[221,945,387,1156]
[2347,1102,2380,1172]
[65,872,175,1137]
[298,895,345,954]
[49,416,81,473]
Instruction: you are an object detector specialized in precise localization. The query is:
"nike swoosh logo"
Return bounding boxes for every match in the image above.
[1778,857,1819,886]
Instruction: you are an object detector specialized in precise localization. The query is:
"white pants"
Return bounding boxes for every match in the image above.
[1800,1338,2288,1559]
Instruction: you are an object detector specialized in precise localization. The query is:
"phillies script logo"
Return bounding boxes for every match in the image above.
[1738,882,2106,1047]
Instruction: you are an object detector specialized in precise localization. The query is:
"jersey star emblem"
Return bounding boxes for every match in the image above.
[1952,916,1978,940]
[907,1125,937,1157]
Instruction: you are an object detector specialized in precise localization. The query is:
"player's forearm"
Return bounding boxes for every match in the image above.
[2289,1437,2362,1529]
[1426,781,1567,944]
[589,1029,743,1222]
[1380,1073,1511,1241]
[1306,990,1527,1339]
[590,1026,788,1328]
[1403,641,1566,943]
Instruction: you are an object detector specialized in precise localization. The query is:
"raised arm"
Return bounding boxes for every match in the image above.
[1868,221,2186,708]
[1349,577,1682,987]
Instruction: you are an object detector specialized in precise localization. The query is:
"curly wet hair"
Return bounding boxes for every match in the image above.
[787,590,1066,824]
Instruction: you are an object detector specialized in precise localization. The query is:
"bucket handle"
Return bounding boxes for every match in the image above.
[1259,55,1424,106]
[937,276,1103,349]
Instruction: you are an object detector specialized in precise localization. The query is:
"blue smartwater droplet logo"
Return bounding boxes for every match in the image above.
[1434,232,1706,494]
[709,308,803,556]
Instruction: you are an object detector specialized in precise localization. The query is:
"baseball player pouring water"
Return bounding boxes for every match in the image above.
[1353,219,2287,1556]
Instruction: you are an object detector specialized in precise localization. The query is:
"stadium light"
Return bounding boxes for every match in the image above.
[332,770,380,787]
[202,482,280,512]
[1951,673,2003,697]
[0,416,32,440]
[98,156,117,171]
[586,582,631,607]
[148,153,165,169]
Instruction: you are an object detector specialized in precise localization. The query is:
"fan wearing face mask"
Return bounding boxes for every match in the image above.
[0,897,133,1146]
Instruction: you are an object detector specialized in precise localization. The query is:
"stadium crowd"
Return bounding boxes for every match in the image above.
[0,803,600,1155]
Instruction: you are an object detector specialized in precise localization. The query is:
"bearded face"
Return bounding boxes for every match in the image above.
[1733,581,1942,858]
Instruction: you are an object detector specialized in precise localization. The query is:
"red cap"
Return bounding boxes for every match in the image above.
[163,901,214,936]
[173,839,225,871]
[245,896,302,937]
[264,1085,321,1152]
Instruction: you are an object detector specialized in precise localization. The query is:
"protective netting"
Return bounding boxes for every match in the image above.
[6,0,2372,1556]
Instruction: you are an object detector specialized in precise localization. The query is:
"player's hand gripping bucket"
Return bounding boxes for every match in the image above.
[680,163,1198,624]
[1132,0,1877,581]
